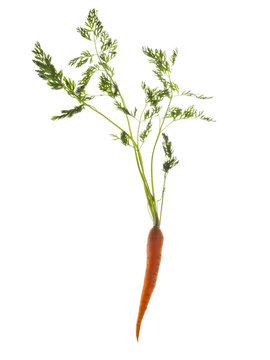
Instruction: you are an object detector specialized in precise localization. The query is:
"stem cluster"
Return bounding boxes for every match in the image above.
[32,9,214,227]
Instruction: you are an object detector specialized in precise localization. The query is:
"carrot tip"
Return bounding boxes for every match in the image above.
[136,329,140,341]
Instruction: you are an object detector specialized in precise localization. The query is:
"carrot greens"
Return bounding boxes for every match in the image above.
[32,8,213,228]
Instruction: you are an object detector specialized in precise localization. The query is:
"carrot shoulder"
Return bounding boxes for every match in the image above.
[136,227,164,340]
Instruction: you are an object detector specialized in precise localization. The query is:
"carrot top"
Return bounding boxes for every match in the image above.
[32,9,214,227]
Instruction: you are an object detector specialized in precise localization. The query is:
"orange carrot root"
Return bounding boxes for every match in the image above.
[136,227,164,341]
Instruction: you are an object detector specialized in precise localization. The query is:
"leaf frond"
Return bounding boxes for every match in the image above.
[166,105,214,122]
[32,42,64,90]
[162,133,179,173]
[140,120,152,143]
[51,104,85,120]
[180,90,213,100]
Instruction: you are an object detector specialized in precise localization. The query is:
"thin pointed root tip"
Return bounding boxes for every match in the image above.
[136,327,140,341]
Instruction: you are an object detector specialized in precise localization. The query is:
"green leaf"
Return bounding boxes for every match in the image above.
[78,8,118,63]
[86,9,104,37]
[153,69,168,87]
[162,133,179,173]
[77,27,92,41]
[120,131,129,146]
[142,84,170,106]
[180,90,213,100]
[51,105,85,120]
[163,158,179,173]
[32,42,64,90]
[114,100,131,115]
[162,133,173,158]
[99,73,119,98]
[142,47,171,74]
[76,64,100,94]
[168,81,179,92]
[131,107,138,118]
[63,77,76,96]
[166,105,214,122]
[110,134,120,141]
[110,131,130,146]
[170,48,178,65]
[69,50,94,68]
[143,106,161,121]
[68,57,80,66]
[140,120,152,143]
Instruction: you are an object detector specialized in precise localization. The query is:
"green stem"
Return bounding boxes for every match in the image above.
[94,35,159,225]
[85,98,155,218]
[94,35,135,144]
[137,103,147,146]
[162,119,176,132]
[83,103,128,134]
[159,172,167,225]
[150,92,173,206]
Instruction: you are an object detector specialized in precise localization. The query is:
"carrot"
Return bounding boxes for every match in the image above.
[136,226,164,341]
[33,8,213,341]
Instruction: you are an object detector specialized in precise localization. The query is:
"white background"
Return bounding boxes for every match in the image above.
[0,0,270,359]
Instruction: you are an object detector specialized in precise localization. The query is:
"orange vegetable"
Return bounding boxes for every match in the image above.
[136,227,164,340]
[32,8,213,341]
